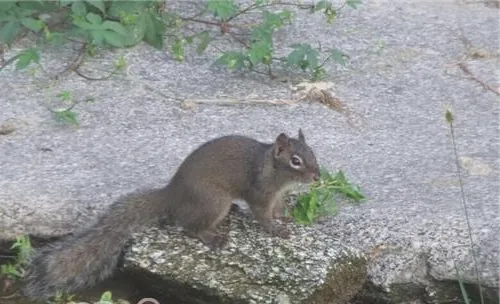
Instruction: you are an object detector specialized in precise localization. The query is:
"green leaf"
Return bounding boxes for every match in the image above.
[140,11,164,49]
[0,2,16,12]
[15,48,39,70]
[101,30,125,47]
[86,12,102,25]
[107,1,144,18]
[278,10,293,24]
[330,48,348,66]
[206,0,238,21]
[85,0,105,14]
[196,31,210,55]
[313,0,331,12]
[312,66,326,81]
[320,167,333,180]
[323,194,338,216]
[56,90,71,102]
[0,20,20,45]
[291,168,365,225]
[171,38,185,61]
[292,195,311,224]
[99,291,113,303]
[14,2,39,16]
[445,108,453,124]
[324,7,337,24]
[333,170,347,183]
[216,51,249,70]
[352,185,365,200]
[21,17,44,32]
[262,11,283,28]
[91,30,104,45]
[306,191,318,222]
[286,45,306,67]
[248,40,271,65]
[54,110,78,125]
[101,20,127,35]
[286,44,318,71]
[346,0,363,9]
[72,18,95,30]
[59,0,76,7]
[251,25,273,42]
[307,49,319,70]
[122,19,145,46]
[71,1,87,16]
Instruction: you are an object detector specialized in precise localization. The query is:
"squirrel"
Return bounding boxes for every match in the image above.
[22,129,320,301]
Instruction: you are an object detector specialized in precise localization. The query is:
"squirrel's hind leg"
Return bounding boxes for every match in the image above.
[178,188,233,249]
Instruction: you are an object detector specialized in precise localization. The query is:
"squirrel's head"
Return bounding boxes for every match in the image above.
[272,129,320,184]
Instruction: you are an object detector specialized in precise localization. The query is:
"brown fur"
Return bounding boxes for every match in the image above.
[22,130,320,301]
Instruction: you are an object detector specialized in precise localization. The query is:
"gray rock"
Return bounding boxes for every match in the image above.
[0,0,498,302]
[122,208,367,304]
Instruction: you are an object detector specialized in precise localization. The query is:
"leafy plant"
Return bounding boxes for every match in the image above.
[286,44,348,81]
[291,168,364,224]
[52,90,79,125]
[0,235,33,280]
[48,290,75,304]
[0,0,362,81]
[98,290,114,304]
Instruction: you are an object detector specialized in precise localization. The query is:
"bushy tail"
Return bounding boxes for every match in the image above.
[22,188,168,301]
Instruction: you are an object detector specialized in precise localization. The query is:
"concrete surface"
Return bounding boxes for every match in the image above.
[0,0,498,301]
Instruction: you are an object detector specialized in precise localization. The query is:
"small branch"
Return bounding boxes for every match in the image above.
[179,17,222,27]
[46,99,80,114]
[226,2,259,22]
[444,24,500,96]
[458,62,500,96]
[183,97,297,106]
[266,63,276,79]
[35,43,87,80]
[72,66,121,81]
[228,1,314,23]
[228,31,250,48]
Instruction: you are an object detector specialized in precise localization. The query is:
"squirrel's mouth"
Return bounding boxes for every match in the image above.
[311,172,320,182]
[301,174,319,184]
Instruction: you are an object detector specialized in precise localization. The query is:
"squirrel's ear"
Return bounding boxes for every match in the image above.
[298,128,305,142]
[274,133,290,156]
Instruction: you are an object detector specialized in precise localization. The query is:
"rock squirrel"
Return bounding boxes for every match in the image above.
[22,129,320,301]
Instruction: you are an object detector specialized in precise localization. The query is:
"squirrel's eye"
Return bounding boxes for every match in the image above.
[290,155,302,168]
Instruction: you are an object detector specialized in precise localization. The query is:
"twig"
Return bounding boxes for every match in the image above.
[444,25,500,96]
[36,43,87,80]
[228,31,250,48]
[227,1,314,23]
[46,99,80,114]
[179,17,223,27]
[72,66,121,81]
[183,97,297,106]
[458,62,500,96]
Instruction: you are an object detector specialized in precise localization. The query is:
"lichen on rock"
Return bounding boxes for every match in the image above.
[122,209,367,304]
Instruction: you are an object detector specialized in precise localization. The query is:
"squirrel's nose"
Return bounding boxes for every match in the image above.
[312,173,320,181]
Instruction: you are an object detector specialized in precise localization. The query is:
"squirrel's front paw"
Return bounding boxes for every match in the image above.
[195,230,229,250]
[207,234,229,250]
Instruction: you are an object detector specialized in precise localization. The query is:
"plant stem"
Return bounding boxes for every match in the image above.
[448,118,485,304]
